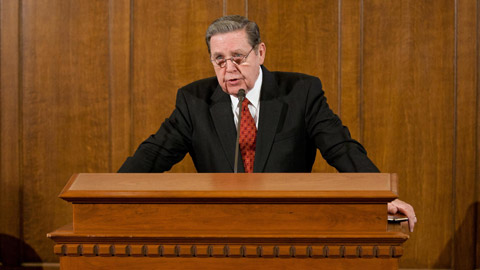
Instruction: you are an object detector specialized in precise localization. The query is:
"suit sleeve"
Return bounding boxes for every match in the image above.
[117,90,192,173]
[304,77,379,172]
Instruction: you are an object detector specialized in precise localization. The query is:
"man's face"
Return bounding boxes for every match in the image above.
[209,29,266,96]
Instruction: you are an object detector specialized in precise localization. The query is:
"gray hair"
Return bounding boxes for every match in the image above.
[205,15,261,54]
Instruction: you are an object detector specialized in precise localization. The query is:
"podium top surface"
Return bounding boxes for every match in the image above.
[60,173,398,203]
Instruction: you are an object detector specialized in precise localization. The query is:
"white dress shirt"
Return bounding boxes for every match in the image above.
[230,67,263,129]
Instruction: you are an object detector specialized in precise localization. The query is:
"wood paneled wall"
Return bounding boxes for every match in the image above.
[0,0,478,269]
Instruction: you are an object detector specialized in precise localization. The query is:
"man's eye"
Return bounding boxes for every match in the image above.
[233,54,243,58]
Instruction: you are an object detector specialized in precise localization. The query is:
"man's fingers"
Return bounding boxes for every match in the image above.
[391,199,417,232]
[387,202,398,214]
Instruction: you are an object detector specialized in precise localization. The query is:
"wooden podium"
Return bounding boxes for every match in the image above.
[48,173,409,269]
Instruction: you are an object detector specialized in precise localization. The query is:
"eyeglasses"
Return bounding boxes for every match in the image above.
[211,46,255,68]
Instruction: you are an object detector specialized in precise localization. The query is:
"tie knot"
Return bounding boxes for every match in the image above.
[242,97,250,107]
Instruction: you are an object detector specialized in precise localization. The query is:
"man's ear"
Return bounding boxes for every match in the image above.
[257,42,266,65]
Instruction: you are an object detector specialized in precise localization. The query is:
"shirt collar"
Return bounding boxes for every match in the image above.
[230,66,262,109]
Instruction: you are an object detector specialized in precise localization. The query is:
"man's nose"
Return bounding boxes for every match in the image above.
[225,59,237,72]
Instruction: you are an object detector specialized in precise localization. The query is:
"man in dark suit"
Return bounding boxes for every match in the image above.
[119,15,416,231]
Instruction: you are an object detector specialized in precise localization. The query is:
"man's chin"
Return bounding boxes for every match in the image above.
[223,87,245,96]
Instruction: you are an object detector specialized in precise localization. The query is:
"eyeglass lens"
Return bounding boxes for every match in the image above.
[217,56,244,67]
[214,47,254,67]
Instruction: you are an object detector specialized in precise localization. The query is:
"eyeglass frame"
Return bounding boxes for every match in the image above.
[210,46,256,68]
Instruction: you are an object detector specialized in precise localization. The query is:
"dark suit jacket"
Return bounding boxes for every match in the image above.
[118,66,379,173]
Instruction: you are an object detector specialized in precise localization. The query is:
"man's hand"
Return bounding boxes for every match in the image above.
[388,199,417,232]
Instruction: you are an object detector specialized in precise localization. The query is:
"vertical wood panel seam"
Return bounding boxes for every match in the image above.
[223,0,226,16]
[359,0,364,144]
[245,0,248,19]
[108,0,113,172]
[0,0,3,166]
[129,0,134,153]
[476,0,480,267]
[18,0,25,263]
[337,0,342,118]
[452,0,458,267]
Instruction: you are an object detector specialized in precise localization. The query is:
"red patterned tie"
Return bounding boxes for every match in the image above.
[239,98,257,173]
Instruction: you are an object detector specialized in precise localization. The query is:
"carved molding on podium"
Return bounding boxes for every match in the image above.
[54,244,403,258]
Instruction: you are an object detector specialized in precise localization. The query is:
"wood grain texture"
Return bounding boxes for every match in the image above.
[59,256,399,270]
[109,0,132,172]
[478,46,480,269]
[0,0,22,266]
[339,0,362,141]
[131,0,222,173]
[21,0,111,262]
[248,0,339,173]
[62,173,395,192]
[477,2,480,267]
[72,203,386,234]
[362,1,455,268]
[225,0,246,17]
[57,173,397,213]
[454,1,478,269]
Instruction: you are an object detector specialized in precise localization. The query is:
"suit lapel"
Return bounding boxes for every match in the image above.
[254,67,284,172]
[209,85,244,172]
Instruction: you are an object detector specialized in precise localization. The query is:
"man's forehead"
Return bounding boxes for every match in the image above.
[210,30,250,54]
